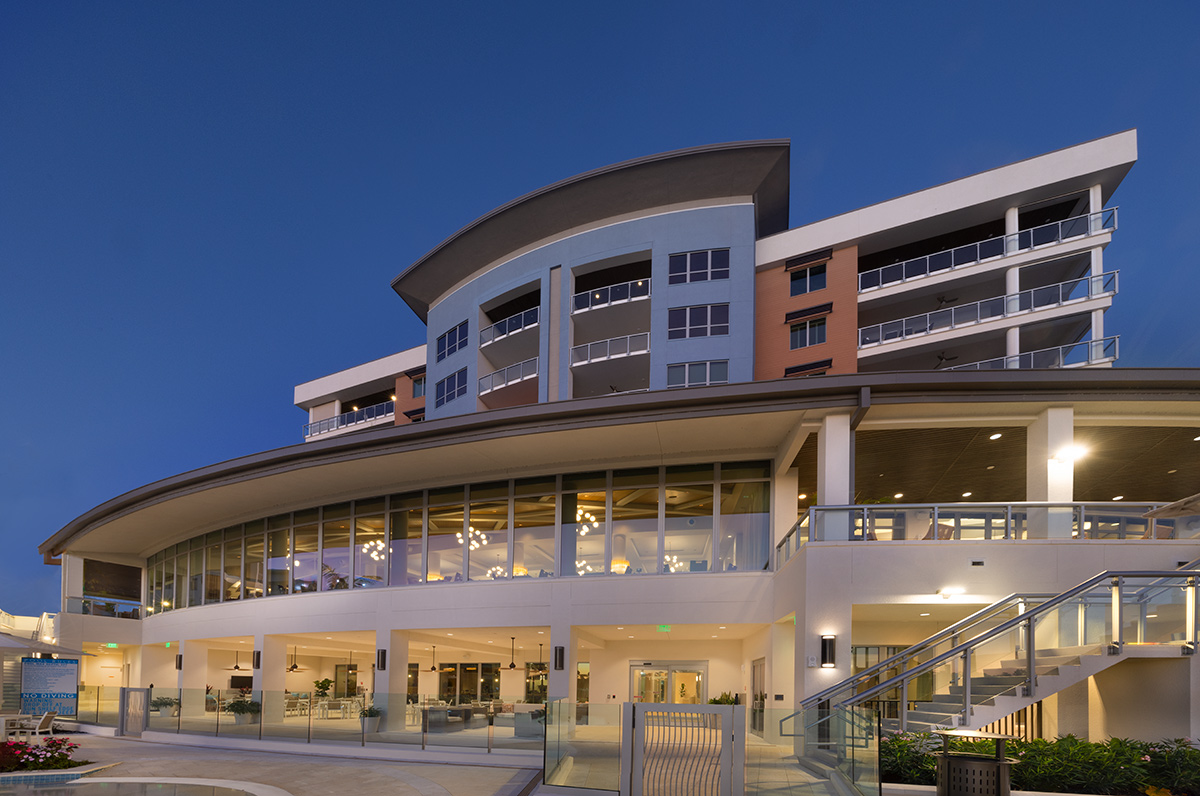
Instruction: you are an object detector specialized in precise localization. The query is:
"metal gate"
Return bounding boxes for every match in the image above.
[626,704,744,796]
[117,687,147,737]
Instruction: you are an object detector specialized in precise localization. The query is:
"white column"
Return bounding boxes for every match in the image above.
[256,634,287,722]
[1027,407,1075,538]
[1005,206,1020,252]
[816,413,853,540]
[177,640,211,718]
[547,582,574,701]
[373,629,409,730]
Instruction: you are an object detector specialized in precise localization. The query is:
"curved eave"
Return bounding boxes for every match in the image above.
[391,140,791,321]
[42,369,1200,560]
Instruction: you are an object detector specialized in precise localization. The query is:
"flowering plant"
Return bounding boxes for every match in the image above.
[0,737,88,772]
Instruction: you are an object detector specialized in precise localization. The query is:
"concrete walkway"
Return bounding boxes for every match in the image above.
[67,735,540,796]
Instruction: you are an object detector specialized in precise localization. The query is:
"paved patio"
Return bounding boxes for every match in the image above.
[61,735,540,796]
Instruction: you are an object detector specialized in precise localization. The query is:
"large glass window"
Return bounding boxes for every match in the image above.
[292,511,319,593]
[611,468,658,575]
[789,263,827,296]
[204,541,221,603]
[468,482,509,581]
[513,477,556,578]
[668,249,730,284]
[188,548,204,607]
[718,467,770,572]
[427,488,465,583]
[162,555,175,612]
[667,360,728,389]
[665,465,715,573]
[266,518,290,596]
[353,499,386,588]
[434,368,468,408]
[223,529,243,601]
[389,493,423,585]
[321,503,352,591]
[562,472,606,577]
[668,304,729,339]
[244,522,264,599]
[790,317,827,349]
[436,320,468,362]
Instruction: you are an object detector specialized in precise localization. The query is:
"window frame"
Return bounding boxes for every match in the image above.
[666,360,729,389]
[434,368,468,408]
[667,303,730,339]
[789,317,827,350]
[436,321,469,362]
[668,249,731,285]
[789,263,827,297]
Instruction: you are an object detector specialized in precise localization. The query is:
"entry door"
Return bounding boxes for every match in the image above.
[750,658,765,736]
[631,662,708,704]
[633,667,668,703]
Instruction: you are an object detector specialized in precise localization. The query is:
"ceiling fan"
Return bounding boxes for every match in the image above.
[934,351,959,369]
[226,650,244,670]
[285,645,307,673]
[935,294,958,309]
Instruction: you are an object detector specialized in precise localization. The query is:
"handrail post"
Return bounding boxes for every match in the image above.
[421,706,428,750]
[899,679,908,732]
[1025,617,1036,698]
[1006,504,1013,540]
[1111,576,1124,653]
[960,649,971,726]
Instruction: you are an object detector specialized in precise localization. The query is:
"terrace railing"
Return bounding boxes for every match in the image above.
[303,400,395,438]
[858,208,1117,292]
[571,333,650,366]
[572,278,651,313]
[478,356,538,395]
[859,271,1118,348]
[65,596,142,620]
[945,336,1118,371]
[480,307,539,347]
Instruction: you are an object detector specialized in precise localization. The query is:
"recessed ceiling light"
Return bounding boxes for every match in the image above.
[487,641,493,643]
[538,631,544,634]
[1168,469,1178,474]
[962,492,972,497]
[1112,496,1123,501]
[1194,436,1200,442]
[989,433,1002,440]
[447,633,453,636]
[325,637,332,640]
[1147,613,1158,618]
[986,465,995,470]
[798,493,808,500]
[628,635,634,639]
[920,613,930,617]
[617,627,624,630]
[718,626,726,629]
[893,493,904,499]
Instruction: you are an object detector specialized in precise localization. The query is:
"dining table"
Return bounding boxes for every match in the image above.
[0,714,31,738]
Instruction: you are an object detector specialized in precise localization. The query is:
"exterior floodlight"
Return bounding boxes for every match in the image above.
[820,635,836,668]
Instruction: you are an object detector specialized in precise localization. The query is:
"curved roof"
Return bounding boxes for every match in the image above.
[41,369,1200,561]
[391,140,791,321]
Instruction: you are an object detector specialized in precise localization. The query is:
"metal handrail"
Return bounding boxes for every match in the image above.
[478,356,538,395]
[819,569,1198,729]
[572,278,651,313]
[858,271,1118,348]
[570,333,650,366]
[946,336,1119,371]
[858,208,1117,292]
[303,400,395,437]
[480,307,539,347]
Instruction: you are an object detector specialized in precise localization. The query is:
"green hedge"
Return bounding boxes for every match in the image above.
[880,732,1200,796]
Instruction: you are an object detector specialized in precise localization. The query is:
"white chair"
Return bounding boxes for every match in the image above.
[14,711,56,741]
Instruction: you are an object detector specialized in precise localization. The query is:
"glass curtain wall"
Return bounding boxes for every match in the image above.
[611,468,659,574]
[389,493,423,585]
[513,477,556,578]
[665,465,715,573]
[468,482,509,581]
[354,498,387,587]
[223,527,242,601]
[321,503,352,590]
[427,487,464,583]
[562,472,606,576]
[718,462,771,572]
[292,510,319,593]
[244,521,264,599]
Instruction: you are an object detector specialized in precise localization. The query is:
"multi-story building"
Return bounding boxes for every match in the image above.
[41,130,1200,771]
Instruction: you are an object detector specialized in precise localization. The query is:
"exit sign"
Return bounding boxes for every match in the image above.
[657,625,671,632]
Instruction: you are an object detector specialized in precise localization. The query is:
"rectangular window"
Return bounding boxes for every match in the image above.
[790,263,827,296]
[412,376,426,398]
[790,318,827,349]
[436,321,468,362]
[667,360,729,389]
[668,303,729,339]
[668,249,730,284]
[434,368,468,408]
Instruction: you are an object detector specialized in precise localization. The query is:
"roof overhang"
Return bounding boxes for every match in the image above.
[42,368,1200,562]
[392,140,791,321]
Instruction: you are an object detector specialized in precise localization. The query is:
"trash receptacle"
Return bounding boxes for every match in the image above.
[934,730,1019,796]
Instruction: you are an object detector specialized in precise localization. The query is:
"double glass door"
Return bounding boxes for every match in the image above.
[631,662,707,704]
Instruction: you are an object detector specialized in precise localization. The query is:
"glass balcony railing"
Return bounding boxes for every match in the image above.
[572,278,651,313]
[858,208,1117,292]
[858,271,1117,348]
[478,357,538,395]
[946,336,1119,371]
[480,307,539,347]
[303,400,395,438]
[65,596,142,619]
[571,333,650,366]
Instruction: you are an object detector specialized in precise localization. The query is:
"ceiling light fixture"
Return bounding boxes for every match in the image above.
[508,637,517,670]
[798,493,808,500]
[920,613,930,617]
[430,645,437,672]
[989,433,1002,440]
[894,493,904,499]
[1113,495,1124,501]
[962,492,972,498]
[1052,445,1088,463]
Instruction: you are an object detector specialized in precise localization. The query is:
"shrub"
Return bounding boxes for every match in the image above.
[0,738,87,772]
[708,692,736,705]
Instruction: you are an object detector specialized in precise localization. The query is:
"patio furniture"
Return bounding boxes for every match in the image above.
[0,714,31,738]
[12,711,57,741]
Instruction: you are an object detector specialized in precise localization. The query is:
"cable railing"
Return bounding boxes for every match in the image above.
[479,307,539,347]
[805,568,1199,733]
[303,400,395,438]
[478,356,538,395]
[858,208,1117,292]
[859,271,1118,347]
[570,333,650,366]
[572,278,651,313]
[945,336,1119,371]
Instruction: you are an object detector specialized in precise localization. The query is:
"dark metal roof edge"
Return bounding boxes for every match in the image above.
[390,140,791,317]
[41,367,1200,556]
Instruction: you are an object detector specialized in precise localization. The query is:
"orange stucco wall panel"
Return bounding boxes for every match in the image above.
[394,375,426,424]
[754,245,859,380]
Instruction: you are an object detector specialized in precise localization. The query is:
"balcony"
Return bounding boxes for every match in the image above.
[572,278,651,313]
[858,271,1117,349]
[65,596,142,620]
[303,400,395,439]
[571,333,649,366]
[946,336,1118,371]
[480,307,538,348]
[478,356,538,396]
[858,208,1117,293]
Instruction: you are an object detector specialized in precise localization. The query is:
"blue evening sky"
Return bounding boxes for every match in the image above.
[1,2,1197,615]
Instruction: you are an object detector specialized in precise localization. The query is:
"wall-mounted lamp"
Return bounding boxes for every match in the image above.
[377,649,387,671]
[1051,445,1088,463]
[175,654,183,671]
[820,635,836,668]
[937,587,965,600]
[553,645,565,671]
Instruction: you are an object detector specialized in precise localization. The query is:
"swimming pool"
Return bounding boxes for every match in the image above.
[0,781,275,796]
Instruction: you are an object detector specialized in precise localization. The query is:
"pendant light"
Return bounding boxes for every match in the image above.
[287,646,299,672]
[233,651,241,670]
[430,645,437,672]
[508,637,517,670]
[538,643,543,666]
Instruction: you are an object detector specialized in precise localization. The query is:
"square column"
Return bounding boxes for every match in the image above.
[254,634,287,723]
[374,629,410,731]
[177,640,211,718]
[816,413,853,540]
[1027,406,1075,538]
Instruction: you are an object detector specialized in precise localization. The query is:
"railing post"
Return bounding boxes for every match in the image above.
[421,706,428,750]
[960,649,971,726]
[899,679,908,732]
[1024,617,1036,698]
[1187,577,1198,649]
[1110,576,1124,654]
[1005,505,1013,539]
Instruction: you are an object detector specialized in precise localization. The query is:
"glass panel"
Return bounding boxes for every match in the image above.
[322,512,351,591]
[612,476,658,575]
[513,491,555,578]
[241,533,264,599]
[719,481,769,572]
[354,514,387,587]
[562,488,605,577]
[389,499,424,586]
[721,460,770,480]
[545,701,616,789]
[525,662,548,703]
[188,549,204,607]
[427,503,465,583]
[266,530,290,595]
[162,556,176,612]
[665,484,713,573]
[224,538,243,601]
[204,545,221,603]
[292,523,319,593]
[468,500,509,581]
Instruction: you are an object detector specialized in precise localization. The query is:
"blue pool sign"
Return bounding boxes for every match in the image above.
[20,658,79,715]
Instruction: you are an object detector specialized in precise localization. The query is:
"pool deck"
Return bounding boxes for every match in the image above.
[64,735,540,796]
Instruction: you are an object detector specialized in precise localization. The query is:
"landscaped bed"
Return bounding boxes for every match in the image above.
[882,732,1200,796]
[0,737,90,772]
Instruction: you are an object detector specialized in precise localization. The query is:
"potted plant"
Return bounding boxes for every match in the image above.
[360,704,382,733]
[227,697,261,725]
[149,696,179,717]
[312,678,333,699]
